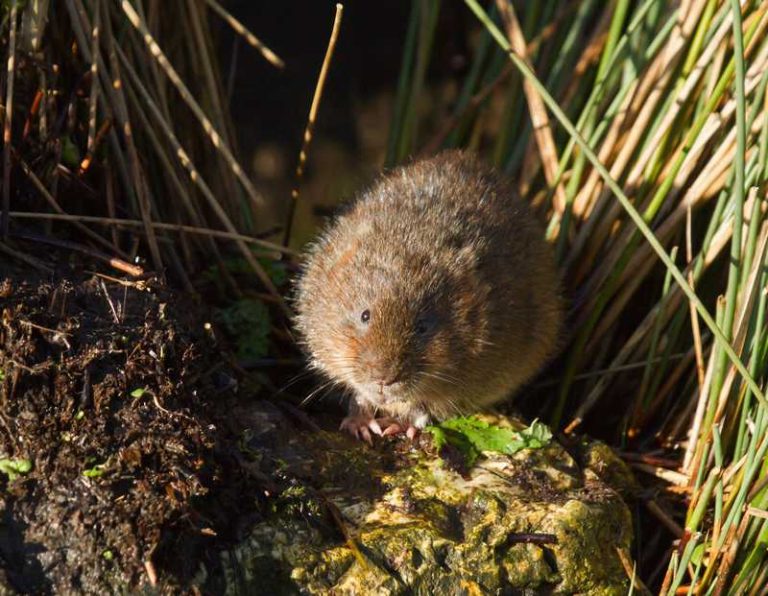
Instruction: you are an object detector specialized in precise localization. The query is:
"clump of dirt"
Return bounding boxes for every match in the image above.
[0,265,261,593]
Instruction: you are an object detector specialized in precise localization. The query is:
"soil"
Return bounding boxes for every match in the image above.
[0,259,266,593]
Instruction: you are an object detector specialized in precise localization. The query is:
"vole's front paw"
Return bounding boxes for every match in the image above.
[340,414,419,444]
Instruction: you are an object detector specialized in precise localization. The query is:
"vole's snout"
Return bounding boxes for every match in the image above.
[367,361,402,387]
[358,350,405,389]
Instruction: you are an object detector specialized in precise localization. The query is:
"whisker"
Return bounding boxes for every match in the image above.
[300,379,338,407]
[276,369,315,395]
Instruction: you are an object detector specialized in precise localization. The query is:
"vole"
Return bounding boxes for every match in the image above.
[294,150,562,442]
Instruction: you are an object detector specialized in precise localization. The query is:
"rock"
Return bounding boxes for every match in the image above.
[220,407,633,595]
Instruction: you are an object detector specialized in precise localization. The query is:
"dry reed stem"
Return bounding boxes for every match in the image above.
[687,204,706,397]
[66,0,165,273]
[712,213,768,420]
[121,78,235,278]
[629,4,739,188]
[8,211,296,255]
[284,3,344,246]
[495,0,567,214]
[711,513,751,595]
[572,198,740,428]
[568,54,672,274]
[85,0,100,156]
[17,157,130,259]
[11,231,143,276]
[0,239,52,273]
[558,28,609,107]
[185,1,241,213]
[616,547,652,596]
[116,47,291,316]
[120,0,266,210]
[2,1,19,238]
[645,348,698,437]
[204,0,285,69]
[633,463,690,486]
[567,1,712,275]
[685,198,766,468]
[589,138,759,343]
[105,33,163,271]
[645,499,685,538]
[684,309,720,472]
[575,101,762,332]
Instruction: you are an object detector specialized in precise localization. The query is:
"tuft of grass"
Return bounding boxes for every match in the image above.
[0,0,289,311]
[389,0,768,590]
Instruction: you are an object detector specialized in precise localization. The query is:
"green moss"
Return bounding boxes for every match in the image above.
[220,410,633,594]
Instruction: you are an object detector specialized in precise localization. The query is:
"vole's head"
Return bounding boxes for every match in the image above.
[295,237,485,410]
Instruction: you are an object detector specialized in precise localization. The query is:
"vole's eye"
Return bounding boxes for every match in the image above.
[415,319,428,335]
[360,309,371,324]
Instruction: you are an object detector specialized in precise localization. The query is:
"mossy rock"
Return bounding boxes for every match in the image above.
[220,406,633,595]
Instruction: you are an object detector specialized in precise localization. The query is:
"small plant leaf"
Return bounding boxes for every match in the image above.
[425,417,553,470]
[130,387,146,398]
[0,458,32,481]
[83,463,107,478]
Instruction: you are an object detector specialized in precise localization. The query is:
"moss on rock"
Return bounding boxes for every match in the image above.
[221,409,633,595]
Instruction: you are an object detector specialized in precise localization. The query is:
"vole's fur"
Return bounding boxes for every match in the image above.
[294,150,562,436]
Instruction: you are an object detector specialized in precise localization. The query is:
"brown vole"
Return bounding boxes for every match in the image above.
[295,150,562,441]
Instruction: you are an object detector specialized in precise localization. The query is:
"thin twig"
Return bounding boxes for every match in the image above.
[283,3,344,247]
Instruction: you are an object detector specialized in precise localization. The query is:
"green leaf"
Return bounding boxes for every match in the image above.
[425,417,553,469]
[130,387,147,398]
[82,463,107,478]
[0,458,32,481]
[689,542,707,567]
[60,136,81,168]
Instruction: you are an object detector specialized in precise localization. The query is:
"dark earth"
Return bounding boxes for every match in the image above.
[0,257,272,593]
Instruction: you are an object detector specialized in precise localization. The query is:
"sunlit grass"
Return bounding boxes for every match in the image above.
[388,0,768,591]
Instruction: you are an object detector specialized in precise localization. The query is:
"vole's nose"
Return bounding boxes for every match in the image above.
[370,364,401,387]
[377,373,400,387]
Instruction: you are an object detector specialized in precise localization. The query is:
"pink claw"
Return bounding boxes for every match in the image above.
[340,414,418,443]
[381,423,420,440]
[381,423,404,437]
